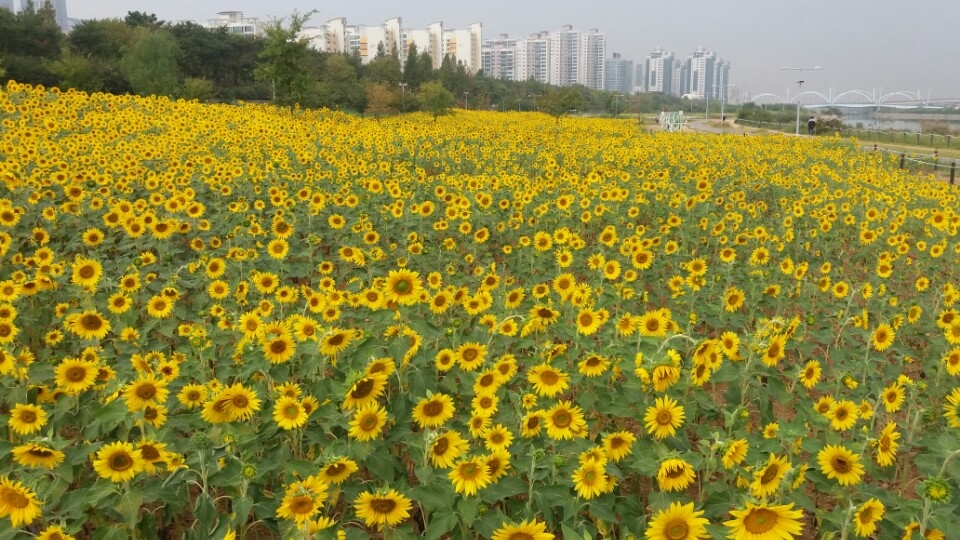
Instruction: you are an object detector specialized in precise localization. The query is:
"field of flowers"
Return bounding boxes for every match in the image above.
[1,80,959,540]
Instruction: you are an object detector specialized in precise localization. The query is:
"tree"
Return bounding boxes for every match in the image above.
[402,42,422,89]
[539,87,584,123]
[125,11,162,28]
[317,54,364,111]
[119,28,181,96]
[364,49,402,86]
[255,10,319,108]
[0,5,62,85]
[46,49,103,92]
[364,82,396,119]
[66,19,136,93]
[418,80,453,120]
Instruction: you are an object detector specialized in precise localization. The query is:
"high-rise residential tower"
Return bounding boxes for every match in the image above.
[644,47,674,94]
[604,52,633,94]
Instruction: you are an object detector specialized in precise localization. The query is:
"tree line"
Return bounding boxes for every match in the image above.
[0,7,695,119]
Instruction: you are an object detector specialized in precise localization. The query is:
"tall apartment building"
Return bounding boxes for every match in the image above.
[13,0,68,31]
[603,53,633,94]
[204,11,261,36]
[481,35,518,81]
[515,32,550,83]
[644,47,674,94]
[578,28,605,90]
[549,25,580,87]
[404,22,444,69]
[443,22,482,74]
[681,47,729,101]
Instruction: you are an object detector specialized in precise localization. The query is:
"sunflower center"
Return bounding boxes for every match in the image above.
[461,462,480,479]
[18,410,37,423]
[141,445,161,460]
[422,400,444,417]
[859,507,873,523]
[136,383,157,400]
[656,410,673,425]
[664,518,690,540]
[646,319,660,332]
[81,314,103,330]
[328,334,344,346]
[879,436,891,451]
[232,395,249,408]
[579,313,594,326]
[369,497,397,515]
[665,465,685,479]
[29,448,54,458]
[326,463,345,476]
[79,265,96,279]
[1,488,28,509]
[393,279,411,294]
[760,464,780,484]
[289,495,315,515]
[462,348,478,362]
[743,508,778,534]
[537,308,553,318]
[539,370,560,385]
[144,406,159,421]
[835,408,848,421]
[284,404,300,418]
[831,457,851,474]
[65,366,89,382]
[271,340,288,354]
[351,378,374,399]
[552,410,571,428]
[110,453,133,472]
[360,413,379,430]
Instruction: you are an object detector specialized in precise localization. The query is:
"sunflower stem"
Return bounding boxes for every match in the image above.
[525,448,537,513]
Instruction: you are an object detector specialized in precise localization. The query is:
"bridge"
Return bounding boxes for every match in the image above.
[748,89,957,110]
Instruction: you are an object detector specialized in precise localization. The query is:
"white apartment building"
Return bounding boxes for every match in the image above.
[204,11,262,37]
[443,22,483,74]
[481,35,518,81]
[644,47,674,94]
[603,53,633,94]
[515,32,550,84]
[682,47,729,101]
[578,29,605,90]
[549,25,580,87]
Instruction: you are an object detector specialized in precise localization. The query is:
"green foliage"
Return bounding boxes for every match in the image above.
[124,11,162,28]
[417,80,454,120]
[317,54,364,111]
[181,77,215,102]
[255,10,320,108]
[119,28,181,96]
[539,87,584,121]
[363,81,396,118]
[0,5,62,85]
[45,48,104,93]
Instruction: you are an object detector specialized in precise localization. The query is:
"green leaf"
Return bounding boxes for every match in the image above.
[481,476,526,504]
[364,451,398,483]
[85,398,129,437]
[457,496,479,527]
[425,509,459,540]
[412,483,454,511]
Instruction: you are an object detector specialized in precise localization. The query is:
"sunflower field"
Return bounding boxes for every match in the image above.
[1,80,959,540]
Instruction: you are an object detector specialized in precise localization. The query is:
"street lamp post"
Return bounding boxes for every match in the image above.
[399,82,408,113]
[463,91,469,110]
[780,66,822,135]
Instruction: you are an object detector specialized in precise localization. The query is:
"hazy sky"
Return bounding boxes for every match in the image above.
[65,0,960,101]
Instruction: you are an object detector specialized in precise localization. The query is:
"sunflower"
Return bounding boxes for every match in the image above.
[644,395,685,440]
[572,459,608,499]
[317,458,359,485]
[798,360,821,389]
[12,443,65,469]
[724,286,745,312]
[320,328,353,356]
[8,403,47,435]
[638,310,669,337]
[657,457,696,492]
[71,256,103,290]
[853,498,884,537]
[484,423,513,451]
[575,308,603,335]
[428,430,469,468]
[266,238,289,259]
[491,519,554,540]
[383,268,423,306]
[0,478,42,527]
[273,396,308,430]
[277,477,328,524]
[353,489,412,527]
[943,387,960,428]
[520,411,545,438]
[645,501,710,540]
[348,403,387,441]
[429,290,454,314]
[724,502,803,540]
[123,375,170,411]
[602,430,636,462]
[761,335,787,367]
[544,400,587,440]
[435,349,456,372]
[146,295,174,319]
[412,393,455,429]
[262,333,296,364]
[527,363,569,397]
[177,383,208,409]
[818,444,864,486]
[93,441,144,482]
[66,310,111,340]
[751,454,790,498]
[881,383,906,413]
[456,342,487,371]
[943,348,960,376]
[54,358,98,395]
[36,524,76,540]
[829,400,859,432]
[722,439,749,469]
[218,383,262,422]
[342,374,388,410]
[484,448,511,481]
[449,456,492,496]
[871,323,895,351]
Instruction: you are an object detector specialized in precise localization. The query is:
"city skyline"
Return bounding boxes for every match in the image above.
[39,0,960,100]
